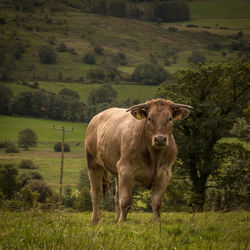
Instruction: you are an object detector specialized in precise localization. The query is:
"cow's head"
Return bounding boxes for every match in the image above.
[127,99,192,149]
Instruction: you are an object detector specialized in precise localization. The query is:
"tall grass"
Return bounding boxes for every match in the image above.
[0,211,249,249]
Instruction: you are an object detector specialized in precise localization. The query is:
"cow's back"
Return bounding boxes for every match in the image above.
[85,108,139,174]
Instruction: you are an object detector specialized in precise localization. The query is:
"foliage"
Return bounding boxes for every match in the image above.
[0,164,19,200]
[94,44,104,55]
[19,171,43,187]
[87,67,105,81]
[57,42,67,52]
[157,60,250,211]
[18,128,38,150]
[131,63,170,85]
[27,180,53,203]
[188,51,207,65]
[152,1,190,22]
[12,42,26,60]
[58,88,79,100]
[53,142,71,152]
[83,52,96,65]
[230,117,250,142]
[5,142,19,153]
[19,159,38,169]
[109,0,127,17]
[62,186,76,208]
[74,186,92,211]
[38,46,57,64]
[0,84,13,115]
[209,143,249,211]
[88,84,117,105]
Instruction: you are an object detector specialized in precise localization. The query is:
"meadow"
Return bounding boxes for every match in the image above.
[0,211,249,249]
[0,115,87,188]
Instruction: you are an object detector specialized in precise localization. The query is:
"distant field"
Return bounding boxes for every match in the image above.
[0,116,87,188]
[0,211,249,249]
[3,82,157,104]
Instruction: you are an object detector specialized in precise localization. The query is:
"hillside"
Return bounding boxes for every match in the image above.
[0,1,249,82]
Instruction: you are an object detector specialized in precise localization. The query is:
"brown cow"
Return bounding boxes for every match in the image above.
[85,98,192,224]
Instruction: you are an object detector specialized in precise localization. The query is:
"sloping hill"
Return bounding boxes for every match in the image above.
[0,0,249,82]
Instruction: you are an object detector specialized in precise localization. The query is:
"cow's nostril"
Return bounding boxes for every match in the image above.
[154,136,167,146]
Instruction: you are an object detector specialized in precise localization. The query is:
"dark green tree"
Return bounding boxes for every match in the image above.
[131,63,170,85]
[39,45,57,64]
[157,60,250,211]
[59,88,79,100]
[18,128,38,150]
[0,164,19,199]
[0,84,13,115]
[87,84,117,105]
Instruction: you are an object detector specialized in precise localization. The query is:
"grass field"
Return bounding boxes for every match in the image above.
[2,81,157,104]
[0,211,249,249]
[0,115,87,188]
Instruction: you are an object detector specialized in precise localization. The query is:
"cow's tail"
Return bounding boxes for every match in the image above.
[102,170,110,199]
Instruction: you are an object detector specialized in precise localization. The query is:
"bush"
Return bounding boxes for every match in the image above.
[54,142,71,152]
[109,0,127,18]
[12,42,26,60]
[0,17,6,24]
[19,171,43,187]
[5,142,19,153]
[0,84,13,115]
[59,88,79,99]
[18,128,38,150]
[87,67,105,81]
[19,160,38,169]
[0,164,19,199]
[68,48,77,55]
[57,42,67,52]
[27,180,53,203]
[39,45,57,64]
[74,186,92,212]
[131,63,170,85]
[83,52,96,64]
[94,45,104,55]
[188,51,206,65]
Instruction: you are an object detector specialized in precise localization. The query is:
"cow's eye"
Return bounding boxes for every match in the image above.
[169,117,173,121]
[148,117,152,122]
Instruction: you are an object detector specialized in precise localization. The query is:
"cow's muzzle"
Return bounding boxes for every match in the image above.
[153,135,167,147]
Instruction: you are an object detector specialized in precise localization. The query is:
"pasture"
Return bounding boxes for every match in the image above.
[0,211,248,249]
[0,115,87,188]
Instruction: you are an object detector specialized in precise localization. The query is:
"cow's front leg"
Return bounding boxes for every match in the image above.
[117,164,134,223]
[151,169,171,221]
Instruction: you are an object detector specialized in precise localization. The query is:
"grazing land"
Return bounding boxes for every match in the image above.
[0,211,249,249]
[0,115,87,188]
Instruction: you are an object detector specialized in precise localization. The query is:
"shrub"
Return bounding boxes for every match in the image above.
[18,128,38,150]
[19,171,43,187]
[19,159,38,169]
[54,142,71,152]
[5,142,19,153]
[188,51,206,65]
[57,42,67,52]
[0,84,13,115]
[94,45,104,55]
[0,17,7,24]
[82,52,96,64]
[39,45,57,64]
[186,24,198,28]
[27,180,53,203]
[68,48,77,55]
[62,186,76,208]
[12,42,26,60]
[0,164,19,199]
[87,67,105,81]
[59,88,79,99]
[74,186,92,212]
[109,0,127,18]
[131,63,170,85]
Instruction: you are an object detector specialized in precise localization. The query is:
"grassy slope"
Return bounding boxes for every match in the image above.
[0,211,249,249]
[0,1,249,81]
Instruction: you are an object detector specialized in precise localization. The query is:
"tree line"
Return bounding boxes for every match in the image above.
[0,84,139,123]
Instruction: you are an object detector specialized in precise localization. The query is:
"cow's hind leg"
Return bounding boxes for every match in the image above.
[87,152,104,224]
[115,177,120,221]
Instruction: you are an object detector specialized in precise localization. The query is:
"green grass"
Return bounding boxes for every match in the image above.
[189,1,250,19]
[0,211,249,249]
[3,81,157,104]
[0,115,87,188]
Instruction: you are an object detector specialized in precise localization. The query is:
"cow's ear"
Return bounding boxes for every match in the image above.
[130,108,147,120]
[173,108,190,120]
